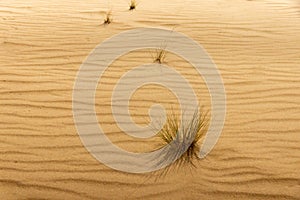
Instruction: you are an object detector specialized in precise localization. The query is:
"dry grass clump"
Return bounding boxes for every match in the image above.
[103,10,112,24]
[129,0,137,10]
[158,109,209,167]
[152,46,167,64]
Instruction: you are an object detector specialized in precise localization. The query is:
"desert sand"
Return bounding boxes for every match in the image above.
[0,0,300,199]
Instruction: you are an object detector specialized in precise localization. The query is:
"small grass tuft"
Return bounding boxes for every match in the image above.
[129,0,137,10]
[152,46,167,64]
[103,10,112,24]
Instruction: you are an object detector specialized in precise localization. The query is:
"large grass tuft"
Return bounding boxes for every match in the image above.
[158,109,209,167]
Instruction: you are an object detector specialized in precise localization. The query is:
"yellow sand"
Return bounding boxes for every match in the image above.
[0,0,299,199]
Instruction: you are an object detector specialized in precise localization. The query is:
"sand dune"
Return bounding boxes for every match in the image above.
[0,0,300,199]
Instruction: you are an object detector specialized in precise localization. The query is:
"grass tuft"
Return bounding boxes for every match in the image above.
[103,10,112,24]
[129,0,137,10]
[158,108,209,167]
[152,46,167,64]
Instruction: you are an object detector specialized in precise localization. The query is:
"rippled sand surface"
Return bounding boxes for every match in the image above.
[0,0,300,199]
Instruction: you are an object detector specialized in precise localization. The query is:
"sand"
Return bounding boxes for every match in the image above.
[0,0,300,199]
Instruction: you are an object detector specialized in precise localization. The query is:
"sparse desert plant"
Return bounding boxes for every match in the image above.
[129,0,137,10]
[158,109,209,167]
[103,10,112,24]
[152,46,167,64]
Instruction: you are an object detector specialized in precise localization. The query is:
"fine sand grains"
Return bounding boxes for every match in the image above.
[0,0,300,199]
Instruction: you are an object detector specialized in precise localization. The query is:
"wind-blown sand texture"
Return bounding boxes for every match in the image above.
[0,0,300,199]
